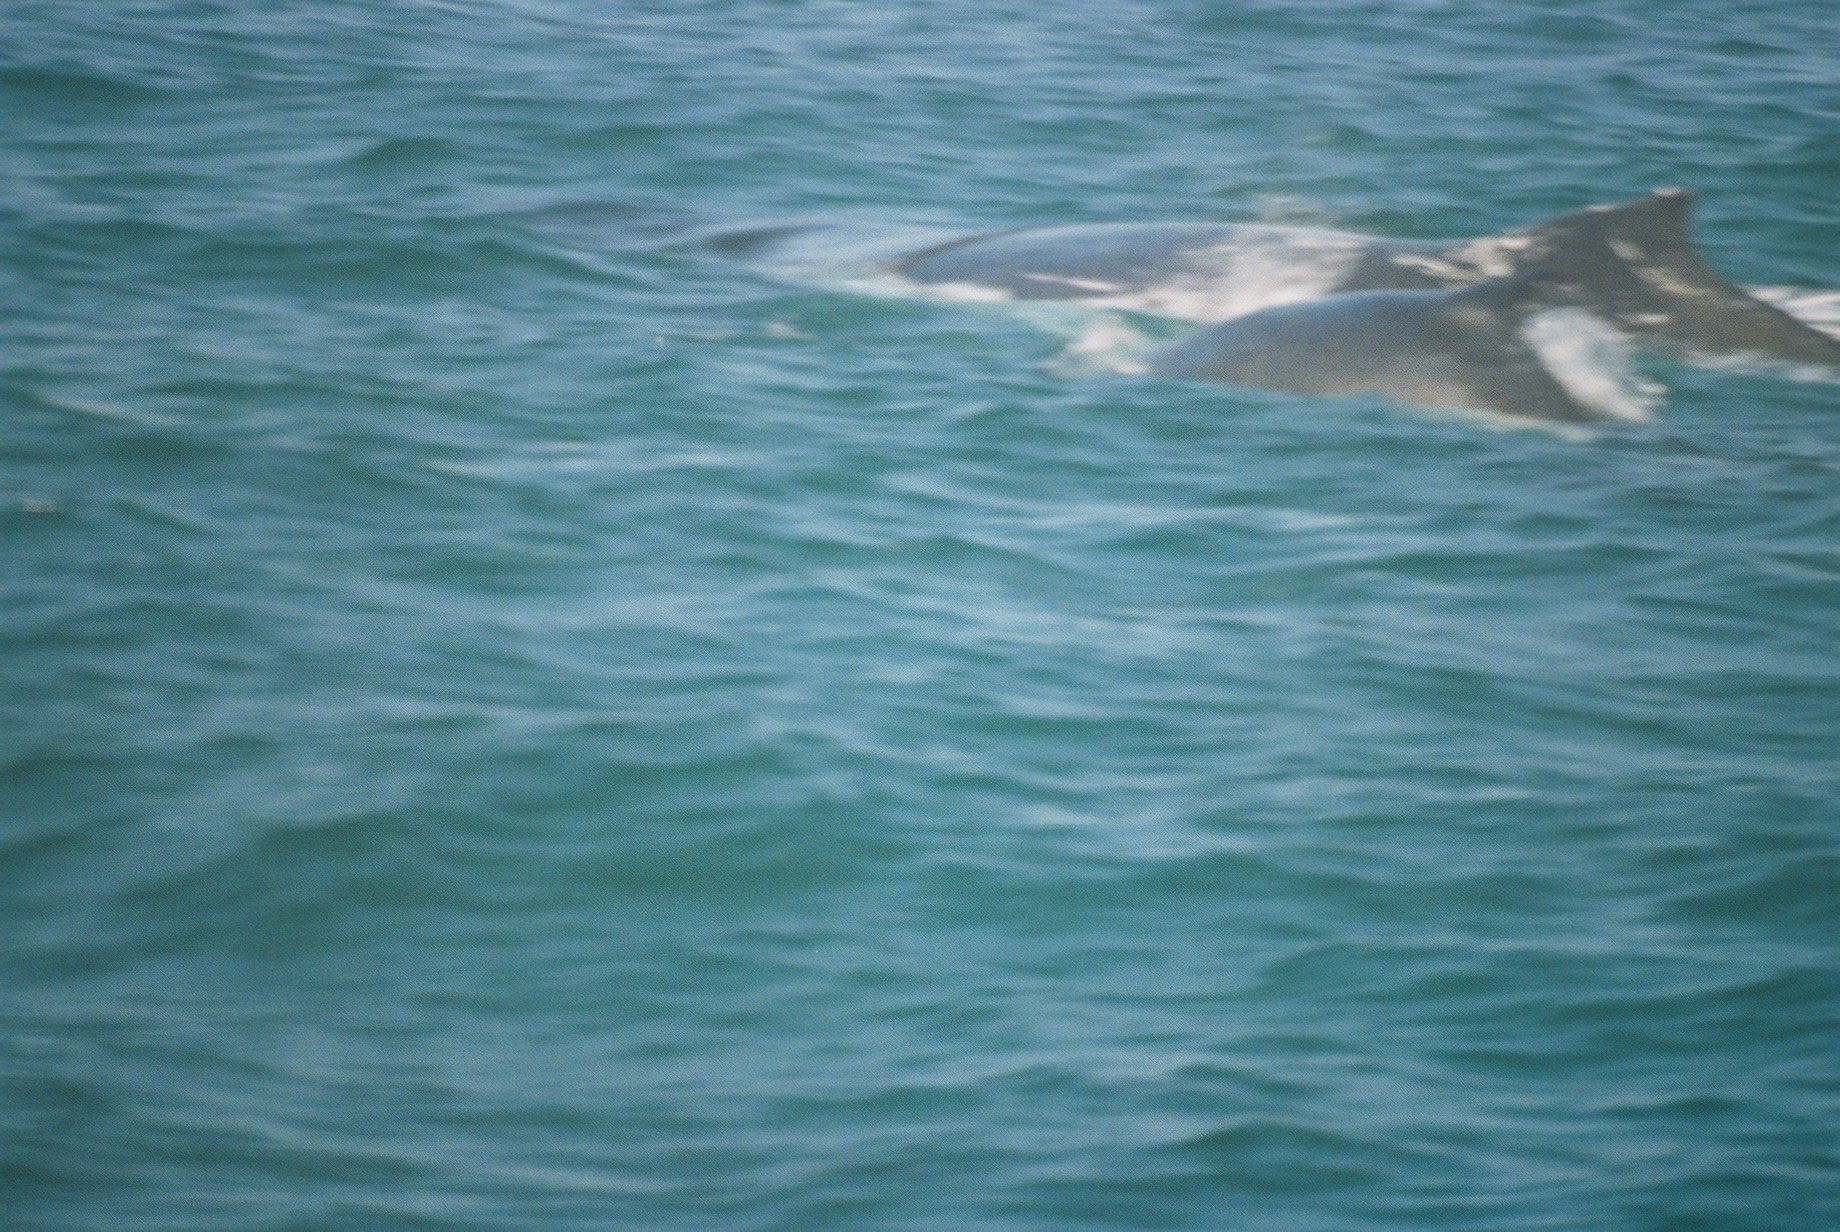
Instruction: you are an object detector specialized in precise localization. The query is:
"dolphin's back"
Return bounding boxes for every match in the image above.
[896,222,1239,294]
[1151,284,1607,424]
[893,221,1384,310]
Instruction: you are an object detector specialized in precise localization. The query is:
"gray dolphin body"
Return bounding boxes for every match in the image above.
[1148,279,1613,424]
[894,190,1840,369]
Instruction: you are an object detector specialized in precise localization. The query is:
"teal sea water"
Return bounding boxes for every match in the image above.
[5,1,1840,1228]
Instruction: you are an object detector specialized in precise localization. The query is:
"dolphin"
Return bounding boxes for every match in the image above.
[892,190,1840,368]
[1147,275,1625,425]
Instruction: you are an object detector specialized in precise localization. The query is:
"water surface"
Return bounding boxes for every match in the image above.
[4,2,1839,1229]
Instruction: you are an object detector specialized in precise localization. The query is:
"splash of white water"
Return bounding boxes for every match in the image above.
[1520,308,1660,423]
[1748,286,1840,339]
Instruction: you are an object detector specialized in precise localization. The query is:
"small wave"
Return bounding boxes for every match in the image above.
[493,199,698,259]
[19,385,184,430]
[344,135,458,172]
[0,64,166,108]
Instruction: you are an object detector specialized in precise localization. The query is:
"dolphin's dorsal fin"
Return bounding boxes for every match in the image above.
[1523,189,1697,260]
[1586,187,1694,243]
[1507,189,1840,366]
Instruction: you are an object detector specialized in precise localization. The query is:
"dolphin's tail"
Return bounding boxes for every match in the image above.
[1512,189,1840,368]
